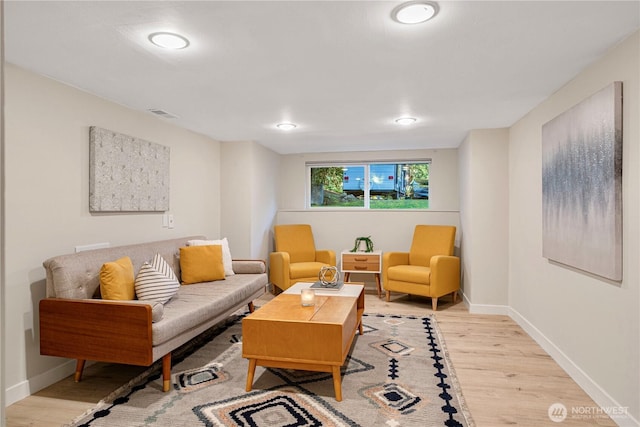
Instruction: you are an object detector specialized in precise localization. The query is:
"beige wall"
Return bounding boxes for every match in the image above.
[275,149,461,281]
[508,31,639,421]
[221,141,256,258]
[4,64,222,404]
[459,128,509,309]
[249,143,280,259]
[221,140,280,259]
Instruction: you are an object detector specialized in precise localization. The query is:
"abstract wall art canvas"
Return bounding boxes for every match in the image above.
[542,82,622,281]
[89,127,170,212]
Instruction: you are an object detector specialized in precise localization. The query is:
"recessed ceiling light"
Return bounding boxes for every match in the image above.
[395,117,417,125]
[276,123,297,131]
[392,1,439,24]
[148,32,190,49]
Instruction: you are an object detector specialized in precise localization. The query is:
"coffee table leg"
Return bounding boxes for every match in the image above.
[246,359,257,392]
[331,366,343,401]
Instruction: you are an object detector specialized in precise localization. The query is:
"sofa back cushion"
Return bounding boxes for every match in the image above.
[43,236,206,299]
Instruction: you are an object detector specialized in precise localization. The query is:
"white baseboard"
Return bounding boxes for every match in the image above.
[509,307,639,427]
[5,359,76,406]
[462,292,510,315]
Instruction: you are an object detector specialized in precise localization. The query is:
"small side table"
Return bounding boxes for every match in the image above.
[341,250,382,298]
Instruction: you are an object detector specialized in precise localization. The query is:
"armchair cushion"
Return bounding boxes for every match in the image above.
[387,265,430,285]
[289,262,329,280]
[274,224,317,263]
[409,225,456,265]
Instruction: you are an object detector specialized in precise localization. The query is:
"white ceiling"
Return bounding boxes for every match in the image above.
[4,1,639,154]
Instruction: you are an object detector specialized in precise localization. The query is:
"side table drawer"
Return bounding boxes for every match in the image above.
[343,262,379,272]
[342,253,381,272]
[342,254,380,263]
[340,250,383,298]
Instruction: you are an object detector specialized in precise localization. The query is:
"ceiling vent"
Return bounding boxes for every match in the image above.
[148,109,179,119]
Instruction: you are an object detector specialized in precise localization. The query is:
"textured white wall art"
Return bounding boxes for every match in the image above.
[542,82,622,281]
[89,126,170,212]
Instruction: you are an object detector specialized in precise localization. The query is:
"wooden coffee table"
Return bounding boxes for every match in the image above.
[242,283,364,401]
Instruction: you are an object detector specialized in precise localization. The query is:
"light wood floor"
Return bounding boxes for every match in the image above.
[6,289,615,426]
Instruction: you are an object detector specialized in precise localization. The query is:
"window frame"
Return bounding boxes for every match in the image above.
[306,160,431,210]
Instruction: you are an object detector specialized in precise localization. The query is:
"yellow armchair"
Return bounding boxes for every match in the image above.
[383,225,460,311]
[269,224,336,292]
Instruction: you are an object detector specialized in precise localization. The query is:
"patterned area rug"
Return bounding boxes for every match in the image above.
[67,313,473,427]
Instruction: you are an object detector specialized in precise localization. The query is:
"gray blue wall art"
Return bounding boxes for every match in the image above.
[542,82,622,281]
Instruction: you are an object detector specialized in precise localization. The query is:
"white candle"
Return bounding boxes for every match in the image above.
[300,288,315,306]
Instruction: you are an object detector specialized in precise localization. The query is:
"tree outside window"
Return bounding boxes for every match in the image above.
[310,166,364,207]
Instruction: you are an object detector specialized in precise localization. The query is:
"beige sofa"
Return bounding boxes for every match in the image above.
[40,235,267,391]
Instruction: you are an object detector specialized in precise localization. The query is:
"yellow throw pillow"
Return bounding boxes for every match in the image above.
[100,256,135,300]
[179,245,225,285]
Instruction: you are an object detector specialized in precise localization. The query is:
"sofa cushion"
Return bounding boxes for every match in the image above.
[232,259,266,274]
[135,254,180,304]
[150,301,165,323]
[152,273,266,346]
[43,235,207,299]
[179,245,225,284]
[187,238,235,276]
[99,256,135,300]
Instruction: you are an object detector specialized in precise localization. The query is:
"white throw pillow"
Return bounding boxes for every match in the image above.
[135,254,180,304]
[187,238,235,276]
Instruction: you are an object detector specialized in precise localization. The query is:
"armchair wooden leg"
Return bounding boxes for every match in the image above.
[74,359,85,382]
[248,301,255,313]
[432,297,438,311]
[452,291,458,304]
[386,290,391,302]
[162,353,172,392]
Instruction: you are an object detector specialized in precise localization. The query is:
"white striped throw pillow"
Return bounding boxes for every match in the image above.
[135,253,180,304]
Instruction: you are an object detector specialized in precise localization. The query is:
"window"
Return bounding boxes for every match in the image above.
[308,162,430,209]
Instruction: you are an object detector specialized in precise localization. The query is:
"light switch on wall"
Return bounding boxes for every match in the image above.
[168,214,175,229]
[162,213,169,227]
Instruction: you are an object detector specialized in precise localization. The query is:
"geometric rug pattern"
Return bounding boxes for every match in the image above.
[67,313,474,427]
